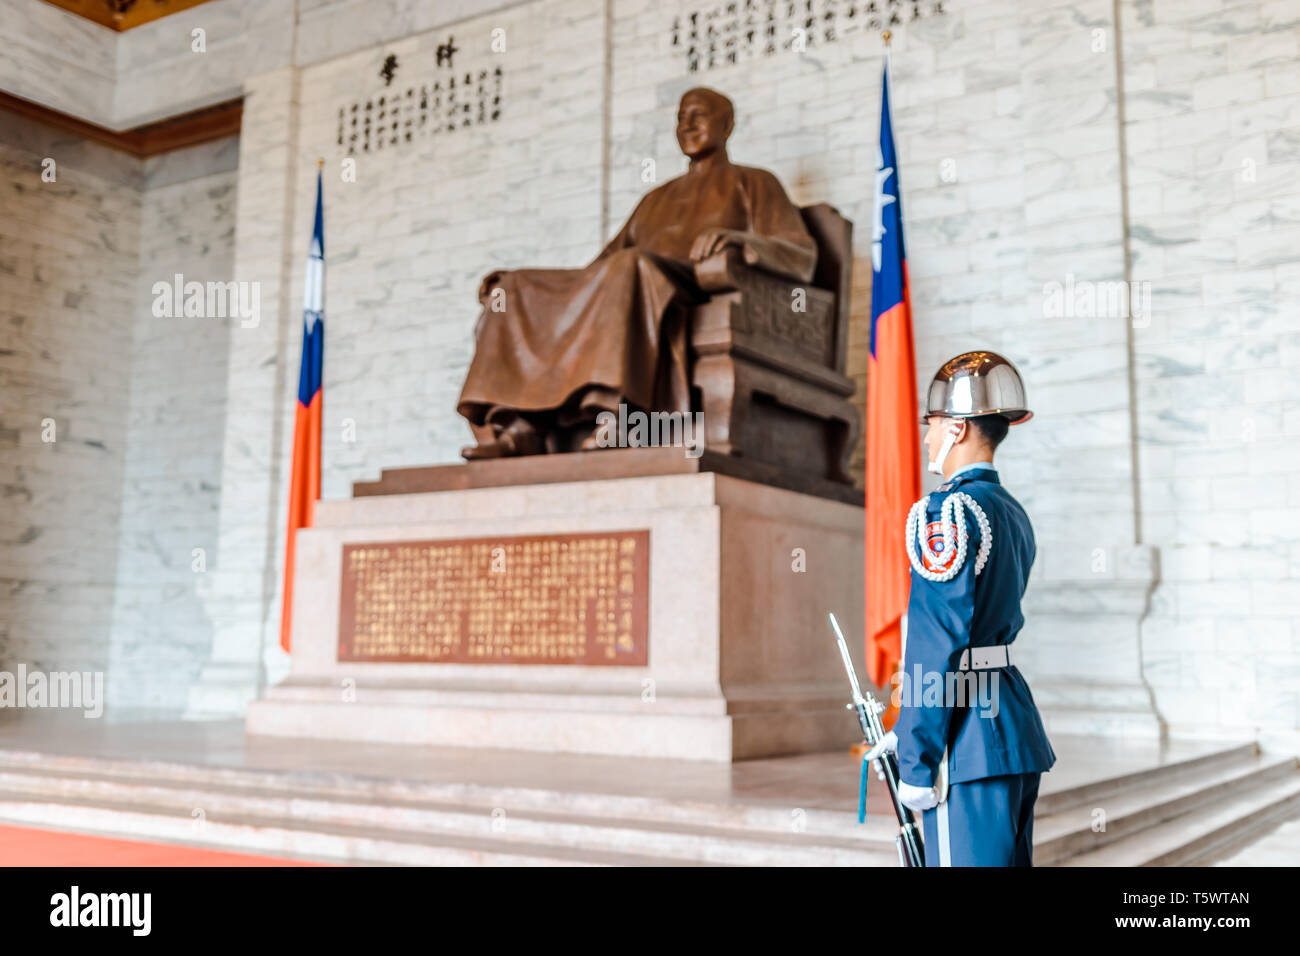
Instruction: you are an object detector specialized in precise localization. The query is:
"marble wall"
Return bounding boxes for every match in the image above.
[0,0,290,129]
[0,113,139,680]
[106,139,239,717]
[1121,0,1300,742]
[0,107,238,714]
[0,0,116,123]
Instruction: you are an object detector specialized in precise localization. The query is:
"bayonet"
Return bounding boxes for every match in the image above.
[829,612,925,868]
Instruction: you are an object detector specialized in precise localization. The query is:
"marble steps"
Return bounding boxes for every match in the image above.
[1034,742,1260,816]
[0,793,683,867]
[1060,769,1300,867]
[0,747,896,841]
[1041,710,1166,740]
[0,757,898,867]
[0,746,903,841]
[1034,750,1298,865]
[0,742,1289,866]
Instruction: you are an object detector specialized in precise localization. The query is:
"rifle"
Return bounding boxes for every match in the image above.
[829,612,924,868]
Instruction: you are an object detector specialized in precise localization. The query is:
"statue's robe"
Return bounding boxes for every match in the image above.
[456,162,817,430]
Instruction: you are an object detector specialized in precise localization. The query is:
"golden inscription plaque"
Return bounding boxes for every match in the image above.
[338,530,649,665]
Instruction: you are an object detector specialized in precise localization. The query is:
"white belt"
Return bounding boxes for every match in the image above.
[957,644,1009,670]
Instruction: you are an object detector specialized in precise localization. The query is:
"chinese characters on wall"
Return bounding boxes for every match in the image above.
[335,36,504,156]
[338,531,650,666]
[672,0,948,73]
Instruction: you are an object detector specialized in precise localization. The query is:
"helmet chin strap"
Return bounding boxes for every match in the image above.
[927,420,964,476]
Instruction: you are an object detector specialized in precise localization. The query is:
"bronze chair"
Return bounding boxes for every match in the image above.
[689,203,860,484]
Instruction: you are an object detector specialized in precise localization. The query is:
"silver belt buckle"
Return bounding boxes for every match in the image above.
[959,645,1009,670]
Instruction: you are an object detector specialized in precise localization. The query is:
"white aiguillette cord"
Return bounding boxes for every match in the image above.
[905,491,992,582]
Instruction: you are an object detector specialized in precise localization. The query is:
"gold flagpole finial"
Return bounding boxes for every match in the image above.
[316,157,325,170]
[882,29,892,46]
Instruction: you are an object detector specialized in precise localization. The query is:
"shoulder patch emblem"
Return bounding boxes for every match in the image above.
[905,491,994,582]
[921,521,959,574]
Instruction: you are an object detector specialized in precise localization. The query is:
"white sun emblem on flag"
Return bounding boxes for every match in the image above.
[872,145,896,273]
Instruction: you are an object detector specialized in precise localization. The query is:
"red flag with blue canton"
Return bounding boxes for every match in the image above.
[280,169,325,652]
[865,67,920,690]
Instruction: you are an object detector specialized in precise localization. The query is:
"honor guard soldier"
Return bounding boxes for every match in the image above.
[865,351,1057,866]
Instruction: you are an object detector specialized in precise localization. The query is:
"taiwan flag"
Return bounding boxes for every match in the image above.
[279,168,325,653]
[865,67,920,691]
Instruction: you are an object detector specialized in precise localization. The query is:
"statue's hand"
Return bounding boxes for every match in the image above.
[689,228,747,262]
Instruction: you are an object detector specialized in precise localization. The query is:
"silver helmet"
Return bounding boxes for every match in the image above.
[922,351,1032,425]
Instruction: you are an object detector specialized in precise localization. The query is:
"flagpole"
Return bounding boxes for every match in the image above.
[881,26,895,682]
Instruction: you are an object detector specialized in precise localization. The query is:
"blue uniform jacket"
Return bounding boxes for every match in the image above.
[894,465,1056,788]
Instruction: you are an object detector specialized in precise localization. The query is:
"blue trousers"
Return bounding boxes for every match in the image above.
[921,772,1040,867]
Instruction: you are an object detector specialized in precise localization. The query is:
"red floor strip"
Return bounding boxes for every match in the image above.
[0,824,326,866]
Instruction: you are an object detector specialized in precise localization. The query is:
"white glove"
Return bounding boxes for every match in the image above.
[862,730,897,764]
[864,731,941,810]
[898,780,940,812]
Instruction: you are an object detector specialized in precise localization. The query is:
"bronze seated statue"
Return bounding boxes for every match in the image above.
[457,87,858,484]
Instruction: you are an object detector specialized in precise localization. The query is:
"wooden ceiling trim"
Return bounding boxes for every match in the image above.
[41,0,217,32]
[0,91,242,158]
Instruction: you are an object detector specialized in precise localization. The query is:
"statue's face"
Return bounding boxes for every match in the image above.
[676,93,731,159]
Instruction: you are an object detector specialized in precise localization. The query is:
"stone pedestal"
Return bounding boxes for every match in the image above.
[246,463,867,761]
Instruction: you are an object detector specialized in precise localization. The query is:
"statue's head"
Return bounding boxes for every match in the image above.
[676,87,734,160]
